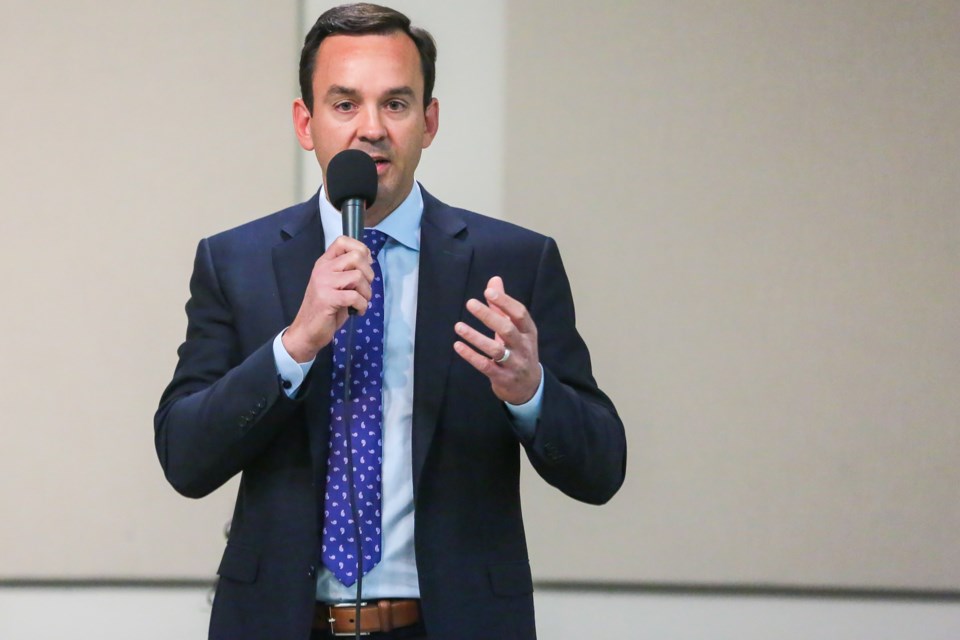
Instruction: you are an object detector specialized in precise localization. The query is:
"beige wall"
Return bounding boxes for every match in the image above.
[1,0,958,593]
[0,0,298,577]
[507,0,960,589]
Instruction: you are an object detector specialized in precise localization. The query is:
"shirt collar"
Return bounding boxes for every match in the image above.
[318,182,423,252]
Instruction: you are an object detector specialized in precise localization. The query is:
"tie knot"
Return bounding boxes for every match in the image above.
[363,228,389,258]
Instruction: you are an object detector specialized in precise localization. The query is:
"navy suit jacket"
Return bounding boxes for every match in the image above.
[155,188,626,639]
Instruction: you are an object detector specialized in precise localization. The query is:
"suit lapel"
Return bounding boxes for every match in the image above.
[271,195,333,472]
[411,189,472,495]
[270,189,473,495]
[273,197,324,326]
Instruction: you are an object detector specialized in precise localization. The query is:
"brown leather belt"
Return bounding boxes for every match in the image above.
[314,599,421,636]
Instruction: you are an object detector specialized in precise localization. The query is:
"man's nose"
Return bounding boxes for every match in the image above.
[358,106,386,142]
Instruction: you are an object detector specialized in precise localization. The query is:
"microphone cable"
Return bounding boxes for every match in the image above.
[341,313,365,640]
[326,147,380,639]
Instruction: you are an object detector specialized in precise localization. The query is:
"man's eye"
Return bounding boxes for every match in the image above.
[334,102,355,112]
[385,100,406,111]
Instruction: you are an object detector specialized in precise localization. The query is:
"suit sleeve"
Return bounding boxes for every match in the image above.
[154,238,302,498]
[522,237,627,505]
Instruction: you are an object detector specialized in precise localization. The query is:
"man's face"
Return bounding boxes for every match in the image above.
[293,32,439,224]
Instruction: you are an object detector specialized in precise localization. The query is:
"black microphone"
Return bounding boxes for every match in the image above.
[327,149,379,243]
[324,149,380,639]
[327,149,378,318]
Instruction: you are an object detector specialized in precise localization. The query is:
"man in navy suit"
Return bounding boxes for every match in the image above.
[156,4,626,639]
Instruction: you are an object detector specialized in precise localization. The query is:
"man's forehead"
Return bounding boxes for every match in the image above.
[315,32,421,70]
[313,32,424,93]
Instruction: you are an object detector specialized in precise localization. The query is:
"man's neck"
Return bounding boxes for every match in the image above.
[363,206,393,228]
[317,182,423,252]
[321,182,416,228]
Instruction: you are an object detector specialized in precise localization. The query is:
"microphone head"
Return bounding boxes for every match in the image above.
[326,149,378,209]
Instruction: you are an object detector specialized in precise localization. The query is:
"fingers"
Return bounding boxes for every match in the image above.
[324,235,372,261]
[320,236,375,279]
[331,270,373,306]
[334,289,370,316]
[453,326,540,406]
[326,250,375,284]
[464,276,538,348]
[483,276,535,333]
[465,298,516,341]
[454,321,505,361]
[311,236,376,315]
[455,276,541,405]
[453,340,501,376]
[286,237,382,359]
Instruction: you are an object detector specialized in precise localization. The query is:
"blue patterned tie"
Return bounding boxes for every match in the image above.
[323,229,388,587]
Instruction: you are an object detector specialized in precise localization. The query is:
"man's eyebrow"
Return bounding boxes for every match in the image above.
[325,85,360,99]
[323,85,416,100]
[384,86,415,98]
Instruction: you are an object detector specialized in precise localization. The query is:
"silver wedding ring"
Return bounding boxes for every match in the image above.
[494,347,511,364]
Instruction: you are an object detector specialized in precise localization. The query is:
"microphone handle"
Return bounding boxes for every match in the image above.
[341,197,364,241]
[340,198,365,316]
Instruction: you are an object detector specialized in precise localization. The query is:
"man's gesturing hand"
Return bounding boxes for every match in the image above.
[282,236,375,363]
[453,276,542,405]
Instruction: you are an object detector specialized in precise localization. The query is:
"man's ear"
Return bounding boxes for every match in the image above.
[292,98,315,151]
[422,97,439,149]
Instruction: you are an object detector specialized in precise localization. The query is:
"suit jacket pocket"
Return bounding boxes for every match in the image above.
[488,561,533,597]
[217,543,259,584]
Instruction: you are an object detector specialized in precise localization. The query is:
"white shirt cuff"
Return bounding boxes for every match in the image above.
[273,329,315,397]
[504,363,544,441]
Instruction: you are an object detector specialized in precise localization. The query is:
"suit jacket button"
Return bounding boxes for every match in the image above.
[308,565,317,579]
[257,398,267,409]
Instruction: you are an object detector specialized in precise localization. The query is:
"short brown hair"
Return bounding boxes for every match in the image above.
[299,3,437,112]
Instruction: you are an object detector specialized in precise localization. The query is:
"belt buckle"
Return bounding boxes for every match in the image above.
[329,602,371,637]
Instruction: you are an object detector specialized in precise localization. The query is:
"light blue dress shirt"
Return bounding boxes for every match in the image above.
[272,184,543,601]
